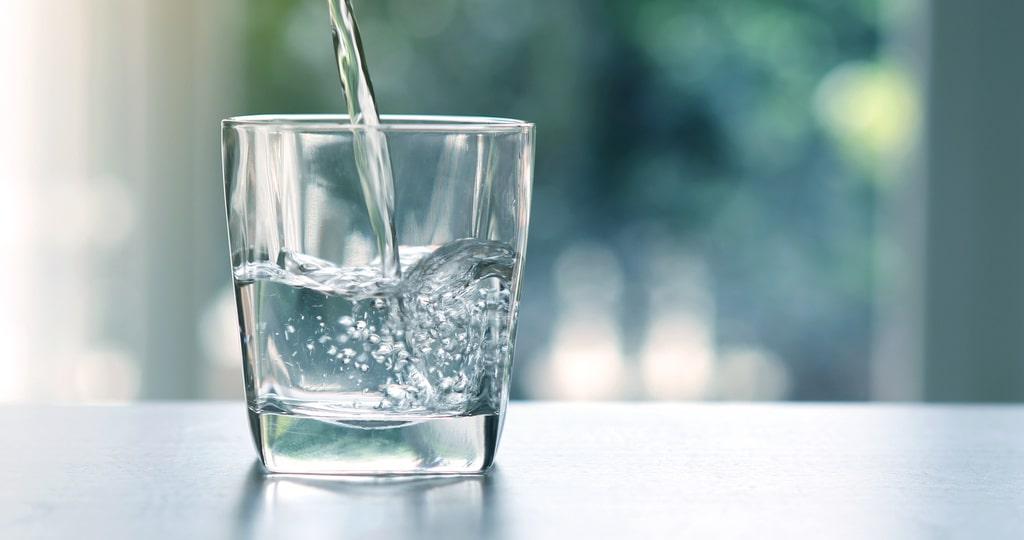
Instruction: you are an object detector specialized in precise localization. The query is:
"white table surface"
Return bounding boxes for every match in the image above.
[1,402,1022,539]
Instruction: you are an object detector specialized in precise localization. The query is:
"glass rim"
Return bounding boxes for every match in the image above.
[223,114,534,133]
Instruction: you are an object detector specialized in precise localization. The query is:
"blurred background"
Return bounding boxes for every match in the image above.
[3,0,1023,403]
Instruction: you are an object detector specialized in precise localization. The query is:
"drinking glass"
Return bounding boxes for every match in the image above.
[222,115,533,475]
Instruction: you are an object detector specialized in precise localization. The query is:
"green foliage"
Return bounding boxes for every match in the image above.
[244,0,888,399]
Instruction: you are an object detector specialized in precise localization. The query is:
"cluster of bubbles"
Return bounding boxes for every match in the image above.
[400,281,513,411]
[254,239,516,414]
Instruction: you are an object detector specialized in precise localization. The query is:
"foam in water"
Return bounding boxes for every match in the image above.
[236,239,515,418]
[237,240,515,473]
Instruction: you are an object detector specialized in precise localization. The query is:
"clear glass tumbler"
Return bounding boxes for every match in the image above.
[222,115,533,475]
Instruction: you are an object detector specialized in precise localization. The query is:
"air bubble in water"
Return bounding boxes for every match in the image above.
[242,239,516,415]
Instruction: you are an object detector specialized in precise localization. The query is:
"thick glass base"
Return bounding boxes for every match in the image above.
[249,410,500,475]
